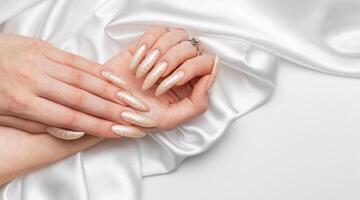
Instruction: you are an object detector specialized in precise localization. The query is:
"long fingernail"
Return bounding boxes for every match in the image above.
[136,49,160,78]
[111,124,145,138]
[130,44,147,70]
[155,70,185,96]
[142,61,168,91]
[101,70,127,88]
[46,127,85,140]
[207,56,220,93]
[120,111,157,127]
[116,91,150,112]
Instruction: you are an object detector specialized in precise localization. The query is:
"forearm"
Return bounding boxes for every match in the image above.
[0,127,103,186]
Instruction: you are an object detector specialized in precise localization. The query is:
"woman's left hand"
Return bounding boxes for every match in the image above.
[102,26,218,137]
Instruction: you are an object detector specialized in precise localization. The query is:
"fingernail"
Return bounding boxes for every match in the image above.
[120,111,158,127]
[116,91,150,112]
[155,70,185,96]
[207,56,220,93]
[111,124,145,138]
[136,49,160,78]
[130,44,147,70]
[142,61,168,91]
[100,70,127,88]
[46,127,85,140]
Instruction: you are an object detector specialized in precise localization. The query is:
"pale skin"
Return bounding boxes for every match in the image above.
[0,26,218,186]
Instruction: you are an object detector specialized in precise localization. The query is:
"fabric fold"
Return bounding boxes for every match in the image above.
[1,0,359,199]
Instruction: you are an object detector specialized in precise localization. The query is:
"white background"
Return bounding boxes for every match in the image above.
[143,60,360,200]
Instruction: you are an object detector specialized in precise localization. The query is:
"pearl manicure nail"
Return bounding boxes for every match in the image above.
[130,44,147,70]
[207,56,220,93]
[136,49,160,78]
[111,125,145,138]
[155,70,185,96]
[100,70,127,88]
[116,91,150,112]
[46,127,85,140]
[120,111,158,127]
[142,61,168,91]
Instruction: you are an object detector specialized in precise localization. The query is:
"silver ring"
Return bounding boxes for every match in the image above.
[187,37,200,56]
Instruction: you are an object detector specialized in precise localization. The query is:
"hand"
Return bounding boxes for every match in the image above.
[102,26,218,137]
[0,34,148,138]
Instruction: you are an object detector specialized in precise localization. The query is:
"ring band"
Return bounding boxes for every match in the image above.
[187,37,200,56]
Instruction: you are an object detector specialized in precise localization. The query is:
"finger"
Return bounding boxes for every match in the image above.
[38,77,131,124]
[154,55,216,96]
[161,75,210,130]
[128,26,168,70]
[38,78,157,128]
[174,55,215,86]
[43,45,109,82]
[161,41,204,77]
[0,115,85,140]
[30,97,146,138]
[46,62,149,111]
[135,29,188,78]
[142,41,203,91]
[0,115,46,134]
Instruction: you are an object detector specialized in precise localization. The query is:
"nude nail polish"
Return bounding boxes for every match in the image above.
[207,56,219,93]
[111,125,145,138]
[100,70,127,88]
[120,111,158,127]
[116,91,150,112]
[155,70,185,96]
[130,44,147,70]
[136,49,160,78]
[46,127,85,140]
[142,61,168,91]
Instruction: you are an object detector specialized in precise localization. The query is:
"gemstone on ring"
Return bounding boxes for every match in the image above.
[187,37,200,56]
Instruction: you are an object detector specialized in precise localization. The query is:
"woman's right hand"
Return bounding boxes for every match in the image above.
[0,33,151,138]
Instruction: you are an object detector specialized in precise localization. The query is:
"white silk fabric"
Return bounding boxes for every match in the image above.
[1,0,360,199]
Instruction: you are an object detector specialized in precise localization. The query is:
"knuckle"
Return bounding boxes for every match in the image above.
[7,94,30,115]
[69,71,84,86]
[61,111,78,128]
[64,52,77,65]
[102,83,115,98]
[72,91,86,107]
[16,68,35,83]
[107,105,119,122]
[19,70,41,87]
